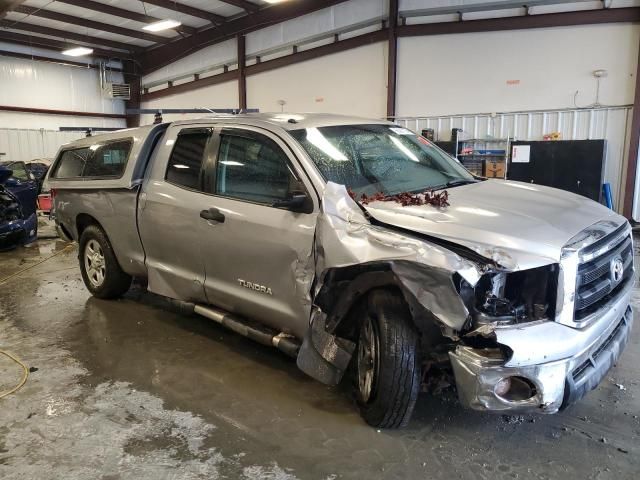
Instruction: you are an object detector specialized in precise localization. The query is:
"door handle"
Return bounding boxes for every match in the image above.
[200,207,225,223]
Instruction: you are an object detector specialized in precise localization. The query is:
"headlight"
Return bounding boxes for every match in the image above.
[471,265,558,326]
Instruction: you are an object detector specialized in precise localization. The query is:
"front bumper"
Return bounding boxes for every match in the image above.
[449,284,634,413]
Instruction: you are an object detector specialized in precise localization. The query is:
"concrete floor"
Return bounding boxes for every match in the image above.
[1,237,639,480]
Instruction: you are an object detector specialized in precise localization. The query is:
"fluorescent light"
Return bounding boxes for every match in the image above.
[143,19,182,32]
[263,0,288,3]
[62,47,93,57]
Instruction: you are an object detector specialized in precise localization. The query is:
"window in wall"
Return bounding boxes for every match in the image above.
[166,130,211,191]
[215,131,294,204]
[84,140,132,177]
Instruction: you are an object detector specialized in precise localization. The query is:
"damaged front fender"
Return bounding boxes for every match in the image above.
[297,183,489,385]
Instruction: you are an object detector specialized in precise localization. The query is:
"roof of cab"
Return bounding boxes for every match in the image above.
[167,113,392,131]
[58,113,393,149]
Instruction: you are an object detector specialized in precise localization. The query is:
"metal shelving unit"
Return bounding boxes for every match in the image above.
[456,137,511,178]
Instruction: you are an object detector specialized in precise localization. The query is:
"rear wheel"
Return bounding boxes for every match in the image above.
[355,289,421,429]
[79,225,131,299]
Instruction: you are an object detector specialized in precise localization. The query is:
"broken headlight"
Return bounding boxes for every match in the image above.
[469,265,558,326]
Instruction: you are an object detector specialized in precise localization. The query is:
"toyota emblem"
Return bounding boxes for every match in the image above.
[610,256,624,284]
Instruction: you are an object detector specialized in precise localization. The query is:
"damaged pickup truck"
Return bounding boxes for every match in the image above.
[47,114,634,428]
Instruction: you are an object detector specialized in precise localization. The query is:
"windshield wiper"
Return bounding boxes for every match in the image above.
[432,179,478,191]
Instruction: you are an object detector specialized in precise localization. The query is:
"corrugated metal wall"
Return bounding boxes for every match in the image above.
[0,129,85,162]
[391,106,633,214]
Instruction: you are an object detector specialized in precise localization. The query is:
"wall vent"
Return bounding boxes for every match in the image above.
[99,62,131,100]
[105,82,131,100]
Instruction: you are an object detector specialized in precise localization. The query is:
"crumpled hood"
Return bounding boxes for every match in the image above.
[363,180,624,270]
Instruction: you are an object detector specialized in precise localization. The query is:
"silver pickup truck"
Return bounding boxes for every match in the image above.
[47,113,634,428]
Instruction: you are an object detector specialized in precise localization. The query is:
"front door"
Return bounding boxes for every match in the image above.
[199,126,318,339]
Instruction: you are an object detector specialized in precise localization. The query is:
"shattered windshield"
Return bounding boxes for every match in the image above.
[290,124,475,196]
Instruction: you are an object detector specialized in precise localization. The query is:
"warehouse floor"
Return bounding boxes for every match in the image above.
[1,238,639,480]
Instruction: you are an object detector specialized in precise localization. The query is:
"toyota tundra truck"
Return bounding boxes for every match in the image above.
[46,113,634,428]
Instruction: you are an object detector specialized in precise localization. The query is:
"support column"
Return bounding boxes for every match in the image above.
[386,0,399,119]
[123,59,140,128]
[237,34,247,110]
[623,35,640,219]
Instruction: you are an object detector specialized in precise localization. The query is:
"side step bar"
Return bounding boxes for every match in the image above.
[192,304,300,358]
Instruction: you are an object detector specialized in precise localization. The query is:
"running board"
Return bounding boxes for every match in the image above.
[192,304,300,358]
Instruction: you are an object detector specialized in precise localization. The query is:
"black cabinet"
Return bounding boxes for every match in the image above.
[507,140,606,202]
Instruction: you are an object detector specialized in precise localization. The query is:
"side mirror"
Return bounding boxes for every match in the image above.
[272,191,310,212]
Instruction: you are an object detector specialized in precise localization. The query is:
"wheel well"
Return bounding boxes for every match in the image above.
[316,264,446,348]
[76,213,102,238]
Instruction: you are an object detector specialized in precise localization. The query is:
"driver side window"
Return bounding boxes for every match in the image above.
[214,130,295,204]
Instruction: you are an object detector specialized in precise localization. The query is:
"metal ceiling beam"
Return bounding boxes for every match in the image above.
[53,0,196,35]
[140,70,238,102]
[397,7,640,36]
[0,30,134,59]
[217,0,259,13]
[13,5,171,44]
[0,19,141,52]
[139,0,225,24]
[138,0,352,74]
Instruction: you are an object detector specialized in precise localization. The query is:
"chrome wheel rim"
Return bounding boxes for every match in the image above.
[357,316,378,403]
[84,239,105,288]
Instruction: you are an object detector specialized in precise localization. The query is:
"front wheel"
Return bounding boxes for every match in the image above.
[355,289,421,429]
[79,225,131,299]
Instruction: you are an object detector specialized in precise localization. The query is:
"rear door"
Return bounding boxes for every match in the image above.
[199,126,318,338]
[138,126,216,303]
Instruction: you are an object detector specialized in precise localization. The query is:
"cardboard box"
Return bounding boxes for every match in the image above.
[484,160,506,178]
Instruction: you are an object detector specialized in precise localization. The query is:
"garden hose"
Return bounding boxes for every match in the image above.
[0,349,29,399]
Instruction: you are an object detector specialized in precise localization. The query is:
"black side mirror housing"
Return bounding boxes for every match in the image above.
[273,191,311,213]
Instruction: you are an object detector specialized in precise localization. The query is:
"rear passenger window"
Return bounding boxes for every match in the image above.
[215,132,294,204]
[84,141,131,177]
[166,130,211,190]
[53,148,92,178]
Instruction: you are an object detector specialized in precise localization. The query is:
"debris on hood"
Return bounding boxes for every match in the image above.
[348,188,450,208]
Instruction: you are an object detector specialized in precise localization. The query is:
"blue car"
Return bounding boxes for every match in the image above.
[0,163,38,250]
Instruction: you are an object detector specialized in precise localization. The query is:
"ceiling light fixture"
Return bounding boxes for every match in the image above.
[62,47,94,57]
[143,19,182,32]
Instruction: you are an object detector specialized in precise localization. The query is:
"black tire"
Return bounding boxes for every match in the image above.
[79,224,131,299]
[355,289,421,429]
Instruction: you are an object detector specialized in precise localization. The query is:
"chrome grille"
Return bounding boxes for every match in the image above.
[574,225,633,320]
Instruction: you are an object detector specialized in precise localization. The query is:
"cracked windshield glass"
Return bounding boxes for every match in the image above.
[290,124,475,196]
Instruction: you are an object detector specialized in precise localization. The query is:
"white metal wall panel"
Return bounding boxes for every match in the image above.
[142,38,237,87]
[0,129,85,162]
[0,57,125,115]
[392,107,632,214]
[245,0,386,56]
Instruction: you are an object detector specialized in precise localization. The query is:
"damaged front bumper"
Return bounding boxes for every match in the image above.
[449,283,633,413]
